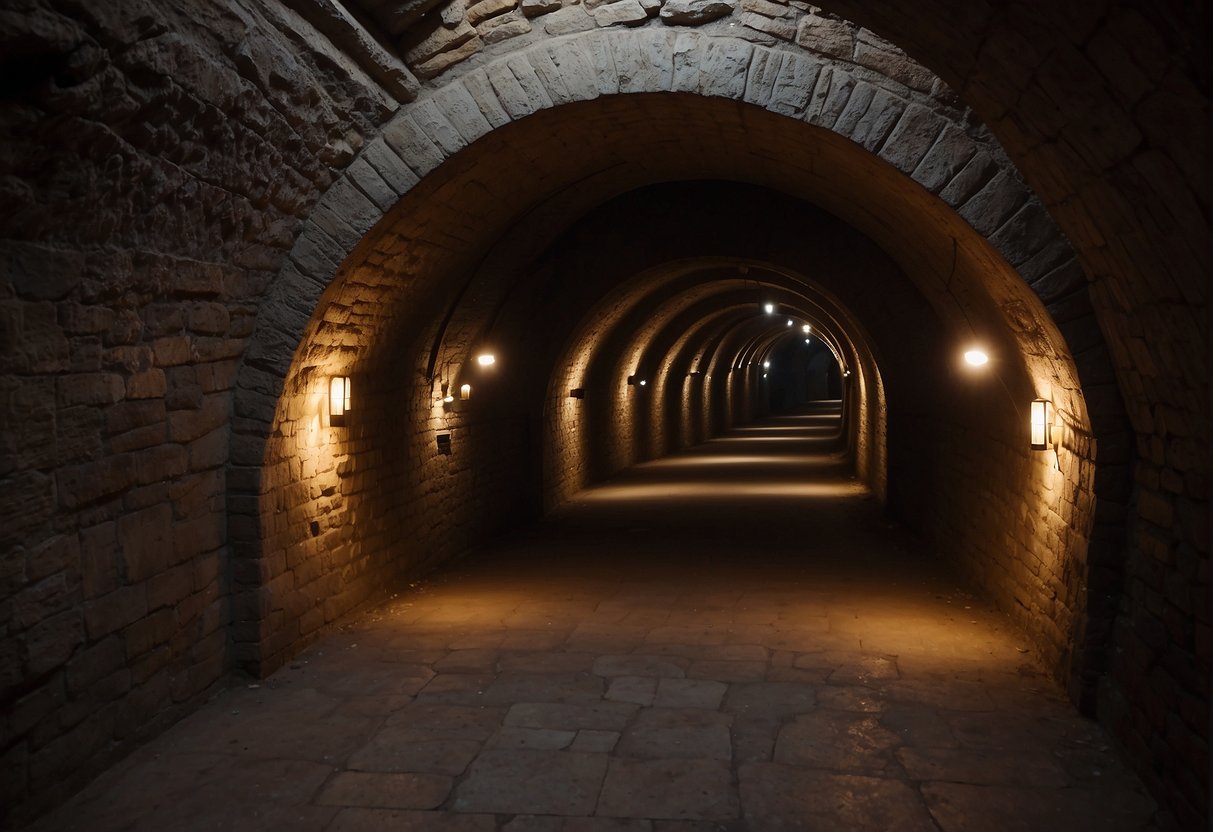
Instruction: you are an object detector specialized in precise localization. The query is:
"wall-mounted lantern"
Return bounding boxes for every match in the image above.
[1031,399,1052,450]
[460,383,471,401]
[329,376,351,427]
[627,375,647,387]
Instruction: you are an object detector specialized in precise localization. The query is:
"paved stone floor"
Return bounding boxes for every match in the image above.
[31,406,1160,831]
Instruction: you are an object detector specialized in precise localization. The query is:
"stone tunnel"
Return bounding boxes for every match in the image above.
[0,0,1208,829]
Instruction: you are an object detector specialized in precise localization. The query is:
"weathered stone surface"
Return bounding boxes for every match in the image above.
[454,750,607,814]
[520,0,562,17]
[659,0,734,25]
[541,4,595,35]
[740,764,937,831]
[597,758,739,820]
[588,0,648,27]
[315,771,452,809]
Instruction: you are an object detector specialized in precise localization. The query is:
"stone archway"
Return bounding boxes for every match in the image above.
[229,28,1127,728]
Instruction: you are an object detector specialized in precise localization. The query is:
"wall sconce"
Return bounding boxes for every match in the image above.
[329,376,351,427]
[1031,399,1052,450]
[476,353,496,367]
[763,302,775,314]
[460,383,471,401]
[762,360,770,369]
[801,324,811,334]
[786,319,793,327]
[436,432,452,454]
[627,375,647,386]
[569,387,585,398]
[441,381,454,404]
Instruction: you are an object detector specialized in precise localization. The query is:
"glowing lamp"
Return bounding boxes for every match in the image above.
[460,384,471,401]
[801,324,811,334]
[763,303,775,314]
[964,349,989,367]
[1031,399,1051,450]
[762,361,770,369]
[476,353,496,367]
[786,319,793,327]
[329,376,351,426]
[627,375,647,386]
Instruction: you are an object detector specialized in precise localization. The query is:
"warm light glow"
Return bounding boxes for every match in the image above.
[476,353,496,366]
[443,393,454,403]
[762,361,770,369]
[786,319,793,327]
[762,372,768,378]
[639,379,647,386]
[329,376,350,425]
[801,324,811,334]
[1031,399,1051,450]
[964,348,989,367]
[763,303,774,314]
[460,383,471,401]
[804,338,811,344]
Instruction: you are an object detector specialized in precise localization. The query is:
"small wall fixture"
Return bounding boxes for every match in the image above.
[570,387,585,398]
[460,383,471,401]
[801,324,811,334]
[762,361,770,369]
[476,353,496,367]
[763,303,775,314]
[1030,399,1052,450]
[436,432,452,454]
[329,376,351,427]
[786,319,793,327]
[627,375,647,386]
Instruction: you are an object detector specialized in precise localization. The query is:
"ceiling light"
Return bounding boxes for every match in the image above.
[964,349,989,367]
[476,353,496,366]
[801,324,811,334]
[786,319,793,327]
[763,303,774,314]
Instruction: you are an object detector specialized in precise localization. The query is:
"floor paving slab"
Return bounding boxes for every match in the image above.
[26,410,1160,831]
[597,758,740,820]
[453,749,608,814]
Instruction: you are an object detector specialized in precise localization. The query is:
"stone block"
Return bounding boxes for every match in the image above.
[589,0,648,27]
[125,369,166,400]
[660,0,734,25]
[404,18,477,65]
[795,12,854,58]
[479,10,532,44]
[542,4,595,35]
[467,0,518,25]
[84,585,148,640]
[409,34,480,80]
[56,373,124,407]
[117,504,172,583]
[521,0,561,16]
[24,610,85,676]
[739,11,795,40]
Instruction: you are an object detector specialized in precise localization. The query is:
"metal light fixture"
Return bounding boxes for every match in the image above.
[570,388,585,398]
[627,375,647,386]
[476,353,496,367]
[1031,399,1052,450]
[964,348,989,367]
[460,383,471,401]
[329,376,351,426]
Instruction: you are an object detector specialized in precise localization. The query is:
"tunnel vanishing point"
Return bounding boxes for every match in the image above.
[0,0,1208,829]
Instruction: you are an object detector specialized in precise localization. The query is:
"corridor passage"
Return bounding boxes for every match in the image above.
[32,406,1158,831]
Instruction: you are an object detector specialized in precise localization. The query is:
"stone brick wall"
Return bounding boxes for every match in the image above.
[0,0,411,821]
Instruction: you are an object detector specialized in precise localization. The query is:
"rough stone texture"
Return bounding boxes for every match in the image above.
[1,3,1207,831]
[659,0,736,26]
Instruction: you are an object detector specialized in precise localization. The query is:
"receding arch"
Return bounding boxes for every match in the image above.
[228,32,1128,727]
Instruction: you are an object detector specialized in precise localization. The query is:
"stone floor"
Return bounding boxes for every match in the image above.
[30,405,1160,831]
